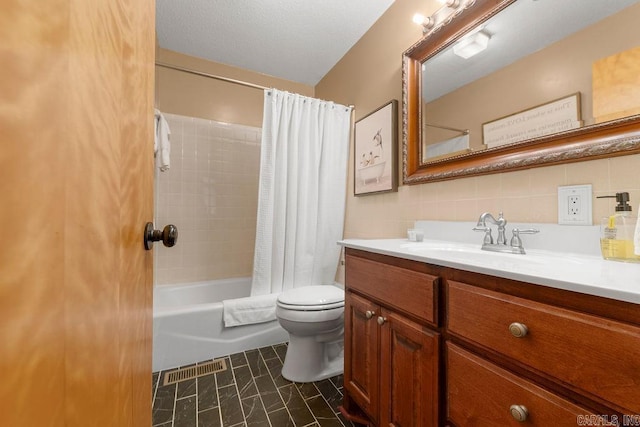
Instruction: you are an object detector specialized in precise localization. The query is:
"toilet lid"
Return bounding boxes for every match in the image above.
[277,285,344,308]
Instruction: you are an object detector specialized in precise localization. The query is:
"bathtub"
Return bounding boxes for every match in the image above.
[153,277,288,372]
[357,160,386,184]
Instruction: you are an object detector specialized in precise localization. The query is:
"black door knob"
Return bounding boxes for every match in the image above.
[144,222,178,250]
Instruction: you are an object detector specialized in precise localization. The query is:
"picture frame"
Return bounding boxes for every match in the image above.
[354,100,398,196]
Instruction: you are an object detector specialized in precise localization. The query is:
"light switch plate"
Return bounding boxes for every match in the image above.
[558,184,593,225]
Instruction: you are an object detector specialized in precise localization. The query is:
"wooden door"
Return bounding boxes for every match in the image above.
[0,0,155,426]
[344,291,380,423]
[379,309,440,427]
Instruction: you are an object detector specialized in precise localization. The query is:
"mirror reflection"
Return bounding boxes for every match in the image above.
[420,0,640,164]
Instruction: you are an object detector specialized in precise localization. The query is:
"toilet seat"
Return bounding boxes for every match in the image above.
[277,300,344,311]
[277,285,345,311]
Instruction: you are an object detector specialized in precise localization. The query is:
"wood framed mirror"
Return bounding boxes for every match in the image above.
[403,0,640,184]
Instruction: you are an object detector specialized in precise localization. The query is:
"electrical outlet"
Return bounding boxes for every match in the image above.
[568,195,581,216]
[558,184,592,225]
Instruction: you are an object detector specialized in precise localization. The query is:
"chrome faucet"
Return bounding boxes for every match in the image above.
[476,212,508,245]
[473,212,539,254]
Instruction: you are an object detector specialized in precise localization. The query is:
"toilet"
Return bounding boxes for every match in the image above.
[276,284,345,383]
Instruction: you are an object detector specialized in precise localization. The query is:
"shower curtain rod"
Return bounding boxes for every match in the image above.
[155,61,356,109]
[155,62,270,91]
[424,123,469,135]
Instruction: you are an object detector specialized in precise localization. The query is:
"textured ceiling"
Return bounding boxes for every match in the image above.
[156,0,396,86]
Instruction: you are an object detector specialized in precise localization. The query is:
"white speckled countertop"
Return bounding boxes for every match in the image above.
[339,221,640,305]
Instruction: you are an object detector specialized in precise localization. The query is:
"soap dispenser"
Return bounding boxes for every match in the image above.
[597,192,640,263]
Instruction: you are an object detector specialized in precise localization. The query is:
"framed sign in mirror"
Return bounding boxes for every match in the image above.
[482,93,582,149]
[354,100,398,196]
[402,0,640,184]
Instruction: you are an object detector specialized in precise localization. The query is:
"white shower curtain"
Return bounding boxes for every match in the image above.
[251,89,352,296]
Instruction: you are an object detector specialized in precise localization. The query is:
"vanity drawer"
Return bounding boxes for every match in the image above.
[447,280,640,413]
[345,254,438,325]
[447,343,606,426]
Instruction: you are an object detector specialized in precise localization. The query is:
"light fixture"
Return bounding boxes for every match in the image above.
[413,0,462,34]
[412,13,435,32]
[453,30,490,59]
[437,0,460,6]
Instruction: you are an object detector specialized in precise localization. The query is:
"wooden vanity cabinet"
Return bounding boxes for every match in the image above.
[444,274,640,426]
[341,247,640,427]
[447,280,640,415]
[342,250,440,427]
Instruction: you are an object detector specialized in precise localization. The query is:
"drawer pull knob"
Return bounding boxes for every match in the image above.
[365,310,374,319]
[509,322,529,338]
[509,404,529,422]
[377,316,387,325]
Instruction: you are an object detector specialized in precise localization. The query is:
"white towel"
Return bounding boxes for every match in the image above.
[222,293,280,328]
[154,109,171,171]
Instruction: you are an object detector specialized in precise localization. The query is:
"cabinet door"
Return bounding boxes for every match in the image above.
[379,308,440,427]
[344,291,380,422]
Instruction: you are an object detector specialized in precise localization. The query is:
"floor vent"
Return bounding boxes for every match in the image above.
[163,359,227,386]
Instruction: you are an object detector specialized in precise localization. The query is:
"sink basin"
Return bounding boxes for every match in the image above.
[400,239,593,268]
[401,240,486,254]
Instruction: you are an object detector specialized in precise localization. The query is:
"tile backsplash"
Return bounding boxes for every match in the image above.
[154,113,261,285]
[343,155,640,241]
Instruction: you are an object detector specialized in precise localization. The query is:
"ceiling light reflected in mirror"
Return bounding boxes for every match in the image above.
[453,30,491,59]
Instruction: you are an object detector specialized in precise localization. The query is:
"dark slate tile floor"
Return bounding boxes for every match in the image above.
[152,342,355,427]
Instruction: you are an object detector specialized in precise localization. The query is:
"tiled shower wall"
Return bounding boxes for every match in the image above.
[154,113,261,285]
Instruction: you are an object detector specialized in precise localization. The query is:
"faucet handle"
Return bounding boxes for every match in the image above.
[514,228,540,235]
[473,226,494,245]
[510,228,540,248]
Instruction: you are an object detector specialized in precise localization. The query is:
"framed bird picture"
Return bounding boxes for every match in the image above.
[354,99,398,196]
